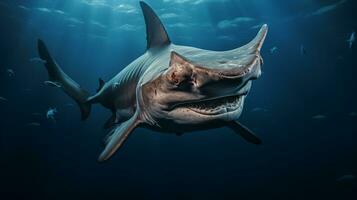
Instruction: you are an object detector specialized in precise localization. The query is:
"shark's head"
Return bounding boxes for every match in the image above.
[140,25,268,125]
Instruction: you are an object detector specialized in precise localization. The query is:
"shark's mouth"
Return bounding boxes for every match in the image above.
[175,94,245,115]
[171,81,251,116]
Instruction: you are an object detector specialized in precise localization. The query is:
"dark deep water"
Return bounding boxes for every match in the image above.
[1,0,357,199]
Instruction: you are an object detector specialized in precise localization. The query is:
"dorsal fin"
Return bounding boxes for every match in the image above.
[97,78,105,92]
[140,1,171,49]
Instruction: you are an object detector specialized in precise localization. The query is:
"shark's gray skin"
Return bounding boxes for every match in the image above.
[37,1,268,162]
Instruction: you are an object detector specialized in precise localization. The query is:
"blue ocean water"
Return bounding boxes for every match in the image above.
[0,0,357,199]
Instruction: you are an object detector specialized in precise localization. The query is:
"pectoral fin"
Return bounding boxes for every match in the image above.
[98,114,141,162]
[227,121,262,145]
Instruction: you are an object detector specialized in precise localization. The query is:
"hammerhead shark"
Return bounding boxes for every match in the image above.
[37,1,268,162]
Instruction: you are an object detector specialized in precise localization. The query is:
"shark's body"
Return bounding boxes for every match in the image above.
[37,2,268,161]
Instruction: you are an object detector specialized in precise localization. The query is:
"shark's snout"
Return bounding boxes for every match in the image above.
[167,24,267,94]
[166,49,263,100]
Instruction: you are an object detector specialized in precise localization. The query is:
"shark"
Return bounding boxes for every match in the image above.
[37,1,268,162]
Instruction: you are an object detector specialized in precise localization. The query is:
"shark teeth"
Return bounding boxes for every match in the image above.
[182,95,244,115]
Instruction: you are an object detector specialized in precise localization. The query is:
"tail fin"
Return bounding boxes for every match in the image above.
[37,39,91,120]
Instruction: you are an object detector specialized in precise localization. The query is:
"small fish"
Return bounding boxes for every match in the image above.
[29,57,47,63]
[337,174,356,183]
[312,115,327,120]
[0,96,8,102]
[46,107,58,121]
[26,122,41,127]
[300,45,306,56]
[347,31,355,49]
[6,69,15,77]
[44,81,62,88]
[270,46,278,54]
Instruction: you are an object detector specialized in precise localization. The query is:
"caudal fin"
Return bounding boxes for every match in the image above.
[37,39,91,120]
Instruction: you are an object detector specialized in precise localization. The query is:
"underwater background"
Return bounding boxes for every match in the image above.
[0,0,357,199]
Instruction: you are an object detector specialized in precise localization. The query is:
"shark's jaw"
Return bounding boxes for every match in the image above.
[170,81,251,117]
[159,95,246,126]
[173,94,245,117]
